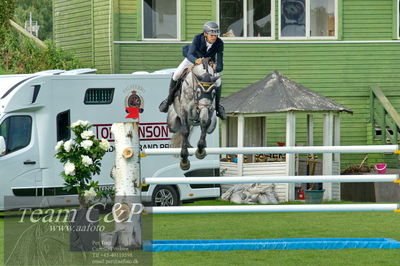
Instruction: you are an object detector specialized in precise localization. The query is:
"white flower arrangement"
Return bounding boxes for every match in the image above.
[81,155,93,167]
[55,120,111,208]
[55,140,64,152]
[81,130,94,140]
[83,187,97,202]
[81,140,93,150]
[64,161,76,176]
[64,140,75,152]
[71,120,89,129]
[99,139,110,151]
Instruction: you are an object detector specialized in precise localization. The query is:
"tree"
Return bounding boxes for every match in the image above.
[0,0,16,43]
[13,0,52,40]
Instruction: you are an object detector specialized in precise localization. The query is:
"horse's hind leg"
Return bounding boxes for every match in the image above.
[179,112,191,170]
[167,105,181,133]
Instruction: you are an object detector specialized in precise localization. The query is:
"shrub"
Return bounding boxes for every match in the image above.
[0,29,85,73]
[55,120,111,208]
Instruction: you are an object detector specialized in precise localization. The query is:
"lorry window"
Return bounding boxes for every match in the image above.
[84,88,114,104]
[185,168,220,189]
[32,85,41,103]
[0,116,32,153]
[185,168,220,177]
[56,110,71,141]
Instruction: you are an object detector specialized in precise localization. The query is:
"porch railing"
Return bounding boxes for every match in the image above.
[370,85,400,144]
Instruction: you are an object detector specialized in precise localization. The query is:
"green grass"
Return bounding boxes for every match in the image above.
[153,249,400,266]
[152,204,400,265]
[1,201,400,265]
[0,218,3,265]
[154,200,400,265]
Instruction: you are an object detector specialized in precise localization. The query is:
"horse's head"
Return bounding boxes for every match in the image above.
[193,72,221,108]
[191,58,221,109]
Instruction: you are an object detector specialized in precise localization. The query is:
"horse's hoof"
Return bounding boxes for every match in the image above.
[195,149,207,160]
[180,160,191,170]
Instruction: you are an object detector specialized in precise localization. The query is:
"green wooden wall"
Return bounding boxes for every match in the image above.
[343,0,393,40]
[53,0,93,66]
[53,0,113,73]
[93,0,113,73]
[185,0,214,38]
[118,0,136,41]
[54,0,400,168]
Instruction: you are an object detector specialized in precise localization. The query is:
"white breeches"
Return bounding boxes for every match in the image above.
[173,58,221,87]
[173,58,192,81]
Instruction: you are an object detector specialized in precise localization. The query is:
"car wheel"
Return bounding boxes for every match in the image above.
[151,185,179,206]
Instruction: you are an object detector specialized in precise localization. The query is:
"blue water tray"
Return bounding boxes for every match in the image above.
[143,238,400,252]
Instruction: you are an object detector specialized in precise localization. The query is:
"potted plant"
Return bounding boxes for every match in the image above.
[55,120,111,251]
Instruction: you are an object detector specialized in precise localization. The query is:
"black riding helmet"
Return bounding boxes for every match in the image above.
[203,21,220,35]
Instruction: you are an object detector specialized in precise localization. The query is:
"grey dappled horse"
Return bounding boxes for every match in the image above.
[167,58,221,170]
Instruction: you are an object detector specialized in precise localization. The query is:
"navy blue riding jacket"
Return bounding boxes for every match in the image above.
[182,33,224,73]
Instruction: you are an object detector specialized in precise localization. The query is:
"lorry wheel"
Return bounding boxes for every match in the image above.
[151,186,179,206]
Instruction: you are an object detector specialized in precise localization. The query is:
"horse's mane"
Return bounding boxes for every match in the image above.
[191,57,214,76]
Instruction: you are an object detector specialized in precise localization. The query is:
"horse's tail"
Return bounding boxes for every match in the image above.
[171,132,183,148]
[170,126,194,148]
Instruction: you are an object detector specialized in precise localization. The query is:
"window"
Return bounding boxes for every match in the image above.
[280,0,337,38]
[84,88,114,104]
[219,0,273,38]
[398,0,400,38]
[57,110,70,142]
[0,116,32,153]
[143,0,179,39]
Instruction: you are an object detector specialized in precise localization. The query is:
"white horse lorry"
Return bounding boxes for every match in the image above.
[0,69,220,210]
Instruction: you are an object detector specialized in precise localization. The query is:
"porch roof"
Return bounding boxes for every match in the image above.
[221,71,352,114]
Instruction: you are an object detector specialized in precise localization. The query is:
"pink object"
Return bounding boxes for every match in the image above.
[375,163,387,174]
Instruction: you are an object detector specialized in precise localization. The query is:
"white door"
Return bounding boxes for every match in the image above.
[0,114,41,210]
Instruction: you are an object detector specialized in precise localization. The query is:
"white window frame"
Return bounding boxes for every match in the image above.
[217,0,275,40]
[142,0,181,41]
[398,0,400,39]
[279,0,338,40]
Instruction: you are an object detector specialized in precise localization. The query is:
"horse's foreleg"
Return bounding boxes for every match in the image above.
[196,110,211,160]
[195,124,208,160]
[179,111,191,170]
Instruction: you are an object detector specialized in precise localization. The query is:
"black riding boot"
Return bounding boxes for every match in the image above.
[159,79,179,113]
[215,86,227,120]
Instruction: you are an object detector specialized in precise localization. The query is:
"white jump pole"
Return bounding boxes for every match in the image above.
[142,145,400,156]
[147,204,399,214]
[144,174,399,185]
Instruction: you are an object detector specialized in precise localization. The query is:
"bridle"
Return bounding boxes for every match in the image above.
[192,71,217,109]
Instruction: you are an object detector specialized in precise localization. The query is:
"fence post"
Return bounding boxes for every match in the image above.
[109,122,142,249]
[370,88,376,139]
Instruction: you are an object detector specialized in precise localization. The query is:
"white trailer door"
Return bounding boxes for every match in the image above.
[0,114,41,209]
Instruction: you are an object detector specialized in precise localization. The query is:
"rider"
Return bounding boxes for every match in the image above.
[159,21,227,120]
